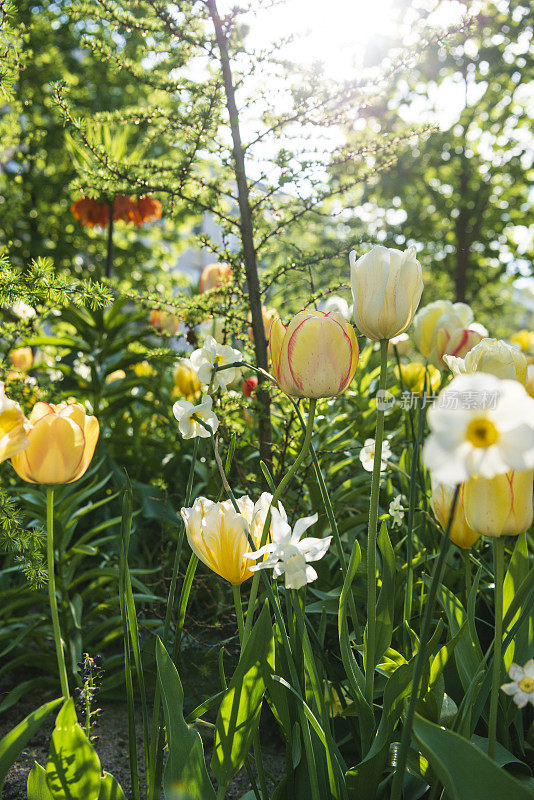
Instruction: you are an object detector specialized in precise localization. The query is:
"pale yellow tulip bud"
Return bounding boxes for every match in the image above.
[269,310,358,399]
[173,360,201,400]
[463,470,533,538]
[199,262,232,293]
[430,479,480,549]
[435,327,483,367]
[395,362,441,395]
[10,347,33,373]
[0,383,30,463]
[11,401,99,485]
[248,307,279,344]
[444,338,528,384]
[181,494,273,585]
[350,245,423,341]
[413,301,481,366]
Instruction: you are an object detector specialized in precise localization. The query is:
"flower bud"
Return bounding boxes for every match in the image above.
[199,262,232,293]
[350,245,423,341]
[395,362,440,395]
[10,347,33,373]
[413,301,481,366]
[444,338,528,384]
[11,402,99,485]
[247,307,278,343]
[173,360,201,400]
[0,383,30,463]
[435,327,483,366]
[149,309,180,335]
[430,479,480,549]
[269,310,358,398]
[463,470,533,537]
[242,376,258,397]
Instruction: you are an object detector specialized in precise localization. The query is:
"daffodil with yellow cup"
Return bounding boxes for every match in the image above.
[269,310,358,399]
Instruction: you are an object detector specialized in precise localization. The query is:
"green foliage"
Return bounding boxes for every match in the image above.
[156,637,216,800]
[211,602,274,792]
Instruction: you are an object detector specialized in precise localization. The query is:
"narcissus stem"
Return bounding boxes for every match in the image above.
[488,536,505,760]
[46,487,69,699]
[364,339,388,705]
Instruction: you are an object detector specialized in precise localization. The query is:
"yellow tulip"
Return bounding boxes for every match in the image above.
[444,338,528,384]
[350,245,423,341]
[0,383,30,463]
[269,310,358,398]
[413,300,483,366]
[11,402,99,485]
[10,347,33,373]
[430,479,481,549]
[199,262,232,293]
[131,361,155,377]
[173,360,201,400]
[395,362,441,395]
[181,494,273,585]
[510,330,534,354]
[463,470,533,538]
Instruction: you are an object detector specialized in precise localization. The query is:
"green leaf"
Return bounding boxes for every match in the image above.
[436,584,481,690]
[98,772,127,800]
[0,698,62,792]
[27,763,53,800]
[211,603,274,792]
[374,522,395,667]
[503,533,532,669]
[155,638,216,800]
[412,714,534,800]
[46,698,101,800]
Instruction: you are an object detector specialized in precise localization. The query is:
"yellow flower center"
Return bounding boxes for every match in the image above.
[518,676,534,694]
[465,417,499,448]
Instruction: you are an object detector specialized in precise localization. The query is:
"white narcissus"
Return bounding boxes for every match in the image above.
[501,660,534,708]
[350,245,423,341]
[388,495,405,526]
[243,507,332,590]
[173,395,219,439]
[423,373,534,485]
[444,338,528,384]
[359,438,392,473]
[190,336,242,391]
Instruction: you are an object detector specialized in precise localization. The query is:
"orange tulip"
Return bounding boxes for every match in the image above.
[11,402,99,485]
[10,347,33,373]
[199,262,232,293]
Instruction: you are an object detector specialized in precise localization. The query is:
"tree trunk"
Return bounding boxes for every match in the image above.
[207,0,272,470]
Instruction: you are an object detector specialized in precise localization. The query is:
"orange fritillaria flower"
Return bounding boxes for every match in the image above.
[71,195,162,228]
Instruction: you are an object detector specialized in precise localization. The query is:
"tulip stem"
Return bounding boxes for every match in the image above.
[243,399,317,644]
[46,487,69,700]
[364,339,388,706]
[390,485,459,800]
[488,536,505,760]
[232,584,245,642]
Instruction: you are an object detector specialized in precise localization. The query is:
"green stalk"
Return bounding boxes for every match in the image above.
[364,339,388,705]
[243,399,317,643]
[232,584,245,642]
[148,438,199,800]
[390,486,459,800]
[46,487,69,700]
[488,536,505,760]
